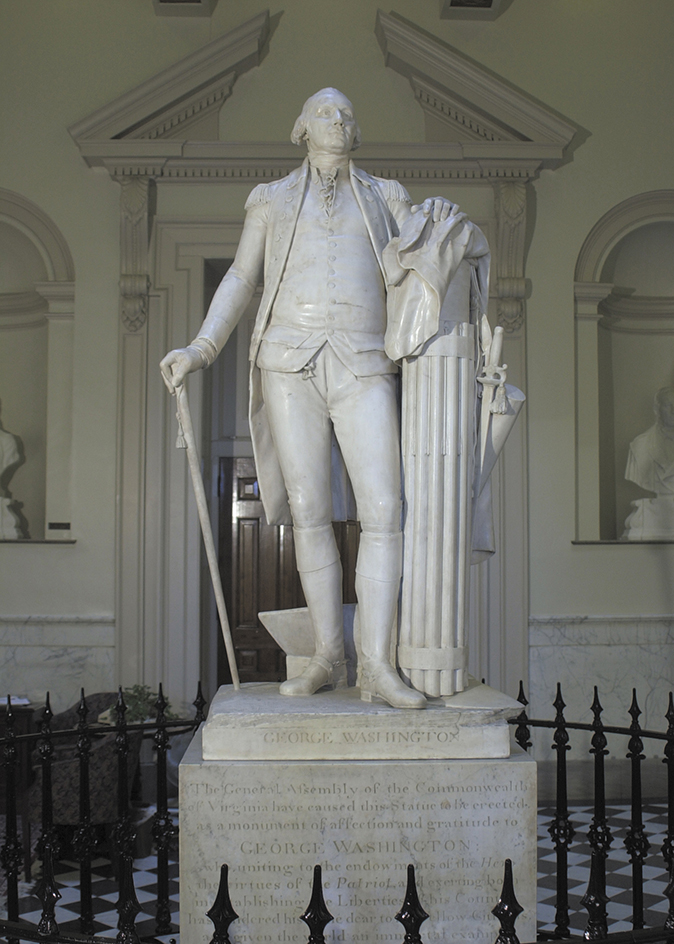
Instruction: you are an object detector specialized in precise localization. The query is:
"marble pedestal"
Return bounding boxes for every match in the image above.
[180,684,537,944]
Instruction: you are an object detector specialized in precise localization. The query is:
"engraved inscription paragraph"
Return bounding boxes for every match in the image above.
[180,742,537,944]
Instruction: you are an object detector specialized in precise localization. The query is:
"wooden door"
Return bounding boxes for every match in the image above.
[217,456,359,684]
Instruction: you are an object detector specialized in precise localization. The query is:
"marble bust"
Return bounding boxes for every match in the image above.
[161,88,522,708]
[624,386,674,540]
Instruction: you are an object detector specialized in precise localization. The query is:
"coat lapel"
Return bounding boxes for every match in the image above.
[251,160,309,353]
[350,162,392,277]
[266,159,308,287]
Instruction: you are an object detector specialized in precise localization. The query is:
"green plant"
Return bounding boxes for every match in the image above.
[121,684,178,722]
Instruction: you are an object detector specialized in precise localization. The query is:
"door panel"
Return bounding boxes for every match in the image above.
[217,456,358,684]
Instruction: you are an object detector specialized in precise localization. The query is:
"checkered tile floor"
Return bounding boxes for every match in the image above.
[537,802,672,936]
[13,856,179,943]
[3,803,672,942]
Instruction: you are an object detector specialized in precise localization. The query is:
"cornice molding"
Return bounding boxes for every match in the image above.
[35,281,75,316]
[410,74,510,143]
[375,10,577,163]
[574,281,614,319]
[131,72,237,141]
[0,291,47,328]
[81,141,545,182]
[68,11,269,144]
[599,293,674,334]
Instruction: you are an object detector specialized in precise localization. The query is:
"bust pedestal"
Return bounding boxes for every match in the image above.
[179,682,537,944]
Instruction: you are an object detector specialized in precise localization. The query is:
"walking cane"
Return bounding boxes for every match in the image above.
[174,382,240,690]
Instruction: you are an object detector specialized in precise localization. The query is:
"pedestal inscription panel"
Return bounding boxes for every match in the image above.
[180,732,536,944]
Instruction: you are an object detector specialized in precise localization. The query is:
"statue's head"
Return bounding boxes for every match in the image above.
[654,386,674,429]
[291,88,362,154]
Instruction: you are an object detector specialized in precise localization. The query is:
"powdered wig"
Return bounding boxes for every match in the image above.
[290,88,362,150]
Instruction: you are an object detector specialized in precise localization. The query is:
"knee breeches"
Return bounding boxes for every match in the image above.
[261,346,402,534]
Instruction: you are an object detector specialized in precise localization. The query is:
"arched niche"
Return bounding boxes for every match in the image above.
[574,191,674,541]
[0,189,75,541]
[0,221,50,292]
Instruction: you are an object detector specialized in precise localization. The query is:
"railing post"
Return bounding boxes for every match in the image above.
[587,686,612,930]
[665,860,674,932]
[514,682,532,752]
[113,688,141,944]
[580,849,609,939]
[206,863,239,944]
[0,696,22,943]
[395,864,429,944]
[491,859,523,944]
[548,683,575,938]
[625,688,650,930]
[35,693,62,936]
[72,688,96,935]
[152,683,177,935]
[662,692,674,871]
[300,865,333,944]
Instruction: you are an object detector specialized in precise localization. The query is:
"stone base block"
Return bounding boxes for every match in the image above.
[180,730,537,944]
[202,680,522,761]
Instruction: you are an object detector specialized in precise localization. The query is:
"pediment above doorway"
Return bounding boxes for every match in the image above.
[68,9,578,185]
[69,11,270,155]
[375,11,576,166]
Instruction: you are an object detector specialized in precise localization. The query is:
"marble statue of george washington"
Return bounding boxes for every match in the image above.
[160,88,485,710]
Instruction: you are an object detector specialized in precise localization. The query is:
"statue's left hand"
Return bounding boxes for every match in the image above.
[411,197,456,222]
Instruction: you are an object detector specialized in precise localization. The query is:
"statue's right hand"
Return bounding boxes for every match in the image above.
[160,346,205,394]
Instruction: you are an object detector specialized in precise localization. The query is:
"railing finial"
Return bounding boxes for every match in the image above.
[491,859,523,944]
[300,864,333,944]
[207,863,239,944]
[395,863,429,944]
[194,679,207,725]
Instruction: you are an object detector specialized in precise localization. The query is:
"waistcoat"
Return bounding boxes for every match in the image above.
[258,165,395,377]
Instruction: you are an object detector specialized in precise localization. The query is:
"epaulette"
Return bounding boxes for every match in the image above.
[244,183,272,210]
[380,178,412,204]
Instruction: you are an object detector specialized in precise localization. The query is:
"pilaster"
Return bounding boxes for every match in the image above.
[115,175,154,685]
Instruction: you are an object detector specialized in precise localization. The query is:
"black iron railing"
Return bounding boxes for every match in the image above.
[512,683,674,942]
[1,684,206,943]
[1,681,674,944]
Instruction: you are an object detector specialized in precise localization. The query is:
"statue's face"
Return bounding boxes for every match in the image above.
[304,90,357,156]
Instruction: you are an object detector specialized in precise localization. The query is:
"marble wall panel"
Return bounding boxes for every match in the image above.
[0,615,115,712]
[528,617,674,763]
